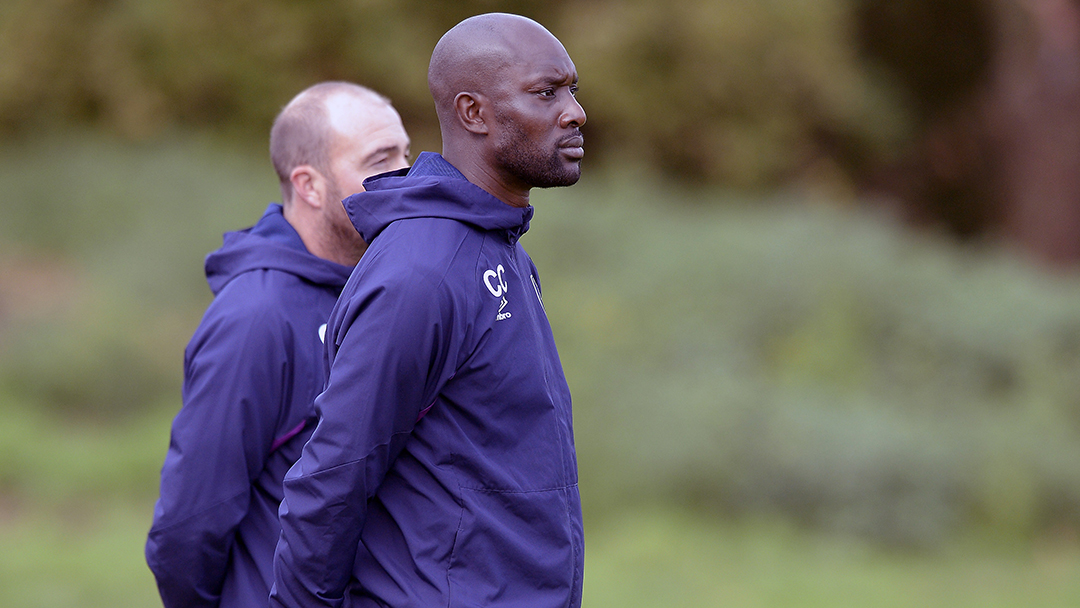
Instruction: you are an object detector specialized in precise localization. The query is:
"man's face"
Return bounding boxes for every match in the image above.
[490,34,586,190]
[322,95,411,247]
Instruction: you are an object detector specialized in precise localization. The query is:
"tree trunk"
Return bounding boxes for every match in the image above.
[991,0,1080,265]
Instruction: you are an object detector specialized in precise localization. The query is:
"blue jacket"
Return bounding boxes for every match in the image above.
[271,153,584,608]
[147,204,354,608]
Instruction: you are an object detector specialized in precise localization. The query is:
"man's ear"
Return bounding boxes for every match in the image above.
[289,165,326,209]
[455,92,489,135]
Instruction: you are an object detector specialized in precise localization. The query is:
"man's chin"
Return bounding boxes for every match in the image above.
[537,169,580,189]
[510,155,583,189]
[561,162,582,186]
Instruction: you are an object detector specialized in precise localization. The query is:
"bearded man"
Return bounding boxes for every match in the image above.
[147,81,410,608]
[270,13,587,608]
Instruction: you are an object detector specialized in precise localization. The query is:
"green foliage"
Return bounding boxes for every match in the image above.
[560,0,906,185]
[528,173,1080,547]
[0,0,908,188]
[0,134,284,418]
[0,393,171,504]
[0,295,175,418]
[5,134,1080,551]
[3,136,1080,604]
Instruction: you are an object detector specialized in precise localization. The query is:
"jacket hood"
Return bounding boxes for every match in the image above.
[204,204,354,295]
[344,152,534,245]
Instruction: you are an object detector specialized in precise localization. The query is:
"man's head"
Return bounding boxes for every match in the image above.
[269,82,411,264]
[428,13,586,207]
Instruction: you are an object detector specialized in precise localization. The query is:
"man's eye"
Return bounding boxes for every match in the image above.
[570,86,578,97]
[539,89,556,97]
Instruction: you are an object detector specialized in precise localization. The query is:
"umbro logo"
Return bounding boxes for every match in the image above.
[484,264,512,321]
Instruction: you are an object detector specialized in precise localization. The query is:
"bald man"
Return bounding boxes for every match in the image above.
[146,82,410,608]
[271,14,586,608]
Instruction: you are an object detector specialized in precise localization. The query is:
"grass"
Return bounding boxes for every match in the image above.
[0,499,160,608]
[2,477,1079,607]
[0,394,168,607]
[585,508,1080,607]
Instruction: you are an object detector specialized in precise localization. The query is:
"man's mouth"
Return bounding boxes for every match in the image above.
[559,135,585,160]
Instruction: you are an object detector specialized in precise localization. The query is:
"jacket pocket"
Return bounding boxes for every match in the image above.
[448,484,582,608]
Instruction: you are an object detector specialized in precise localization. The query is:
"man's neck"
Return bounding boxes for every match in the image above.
[442,149,530,208]
[283,201,364,266]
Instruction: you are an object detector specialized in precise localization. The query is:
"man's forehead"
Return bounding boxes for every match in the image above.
[531,60,577,80]
[326,93,396,131]
[430,15,576,100]
[496,34,575,79]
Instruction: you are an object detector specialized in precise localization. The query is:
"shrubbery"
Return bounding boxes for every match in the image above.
[4,136,1080,547]
[0,135,276,418]
[529,174,1080,547]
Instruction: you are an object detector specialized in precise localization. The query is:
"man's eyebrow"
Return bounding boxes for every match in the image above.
[532,70,577,87]
[362,145,404,164]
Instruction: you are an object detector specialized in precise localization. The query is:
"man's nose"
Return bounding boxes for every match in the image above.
[561,96,586,128]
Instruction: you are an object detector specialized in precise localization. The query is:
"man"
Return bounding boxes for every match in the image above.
[146,81,411,608]
[271,13,586,608]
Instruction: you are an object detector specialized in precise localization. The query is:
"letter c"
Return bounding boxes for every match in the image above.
[484,264,507,297]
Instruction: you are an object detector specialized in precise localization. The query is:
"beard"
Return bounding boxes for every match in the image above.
[321,175,368,258]
[493,119,581,189]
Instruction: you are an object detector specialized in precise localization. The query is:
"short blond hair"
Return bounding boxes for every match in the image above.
[269,82,391,202]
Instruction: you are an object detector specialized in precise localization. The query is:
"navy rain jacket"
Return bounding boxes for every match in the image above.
[271,152,584,608]
[147,204,353,608]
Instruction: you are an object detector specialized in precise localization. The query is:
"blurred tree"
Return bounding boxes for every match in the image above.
[989,0,1080,265]
[5,0,1080,265]
[854,0,998,237]
[855,0,1080,266]
[553,0,903,189]
[0,0,904,192]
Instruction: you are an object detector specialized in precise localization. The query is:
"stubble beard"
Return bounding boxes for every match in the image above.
[322,176,367,261]
[494,120,581,189]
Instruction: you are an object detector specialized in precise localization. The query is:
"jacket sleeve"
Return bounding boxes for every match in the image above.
[270,260,459,608]
[146,293,290,608]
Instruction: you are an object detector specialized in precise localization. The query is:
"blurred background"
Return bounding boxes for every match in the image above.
[3,0,1080,605]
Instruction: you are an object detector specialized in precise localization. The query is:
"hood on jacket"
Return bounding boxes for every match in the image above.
[204,203,354,295]
[344,152,534,245]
